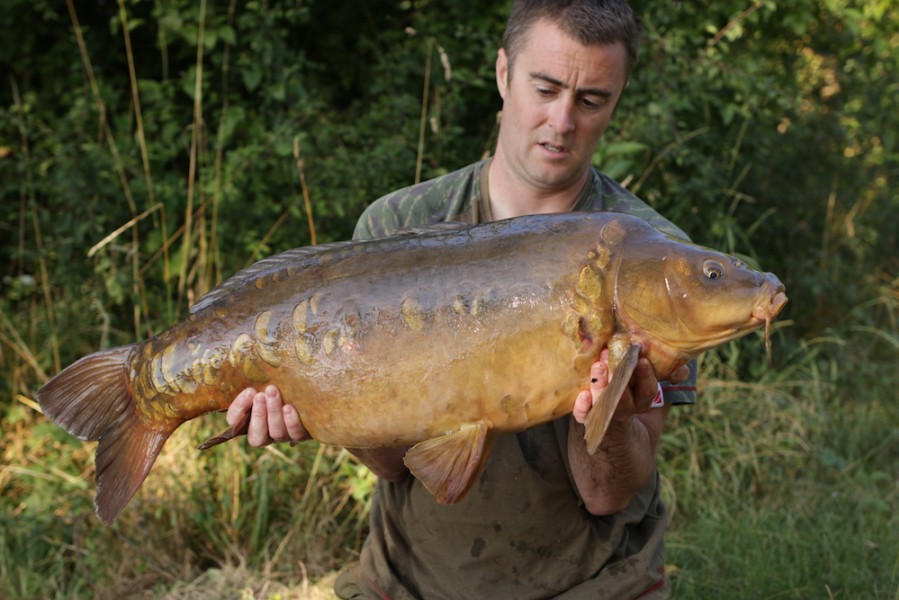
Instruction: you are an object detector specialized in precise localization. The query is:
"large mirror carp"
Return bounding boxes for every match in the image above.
[37,211,787,524]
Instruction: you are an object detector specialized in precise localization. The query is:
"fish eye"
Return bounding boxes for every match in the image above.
[703,260,725,280]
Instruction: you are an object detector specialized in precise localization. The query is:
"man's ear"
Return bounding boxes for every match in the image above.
[496,48,509,100]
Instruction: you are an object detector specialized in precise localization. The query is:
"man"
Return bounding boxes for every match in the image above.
[227,1,695,597]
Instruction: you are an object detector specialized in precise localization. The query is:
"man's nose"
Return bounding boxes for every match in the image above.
[547,99,576,134]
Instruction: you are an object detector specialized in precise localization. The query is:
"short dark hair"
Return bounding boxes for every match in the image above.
[502,0,642,75]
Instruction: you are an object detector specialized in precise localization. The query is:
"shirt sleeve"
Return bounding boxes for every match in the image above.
[353,195,403,241]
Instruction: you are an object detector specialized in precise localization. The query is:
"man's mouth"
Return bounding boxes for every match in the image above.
[541,142,567,154]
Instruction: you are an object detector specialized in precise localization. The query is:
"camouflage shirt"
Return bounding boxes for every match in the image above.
[353,158,689,241]
[336,159,696,600]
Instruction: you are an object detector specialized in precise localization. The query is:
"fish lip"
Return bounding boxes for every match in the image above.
[754,288,787,354]
[752,289,788,321]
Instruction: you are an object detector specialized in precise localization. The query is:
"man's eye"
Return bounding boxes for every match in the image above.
[582,97,605,110]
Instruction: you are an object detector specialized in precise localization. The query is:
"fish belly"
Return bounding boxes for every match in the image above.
[290,310,592,447]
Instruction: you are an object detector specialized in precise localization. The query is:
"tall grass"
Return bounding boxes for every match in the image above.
[0,410,375,598]
[661,339,899,598]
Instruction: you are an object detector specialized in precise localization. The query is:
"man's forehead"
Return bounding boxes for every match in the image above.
[515,20,627,65]
[511,21,629,87]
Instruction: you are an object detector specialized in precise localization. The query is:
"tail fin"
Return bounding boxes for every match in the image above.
[36,346,174,525]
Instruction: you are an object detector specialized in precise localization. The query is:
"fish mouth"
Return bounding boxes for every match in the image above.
[751,288,788,354]
[693,287,787,352]
[752,289,788,322]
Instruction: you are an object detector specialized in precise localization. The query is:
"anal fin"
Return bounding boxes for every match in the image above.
[584,342,641,454]
[404,421,493,504]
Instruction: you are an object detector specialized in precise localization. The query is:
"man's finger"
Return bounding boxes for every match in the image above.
[670,364,690,385]
[631,358,658,413]
[283,404,310,442]
[589,360,608,401]
[573,361,609,424]
[573,390,592,424]
[227,387,256,426]
[248,391,272,447]
[265,385,288,441]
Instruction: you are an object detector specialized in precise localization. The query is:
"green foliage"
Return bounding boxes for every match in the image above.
[1,0,897,597]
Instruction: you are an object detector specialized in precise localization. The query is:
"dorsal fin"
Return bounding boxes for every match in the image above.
[191,222,475,314]
[190,241,357,313]
[393,221,474,237]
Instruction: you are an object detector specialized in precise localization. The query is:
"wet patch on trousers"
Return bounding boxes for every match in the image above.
[470,537,486,558]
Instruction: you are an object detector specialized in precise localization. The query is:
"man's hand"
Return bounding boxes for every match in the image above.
[226,385,310,447]
[224,386,409,481]
[567,347,689,515]
[572,347,689,424]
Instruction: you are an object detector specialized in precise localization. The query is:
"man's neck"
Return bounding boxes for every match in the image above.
[486,155,590,220]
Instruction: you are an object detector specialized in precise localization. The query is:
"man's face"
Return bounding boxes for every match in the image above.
[495,19,630,193]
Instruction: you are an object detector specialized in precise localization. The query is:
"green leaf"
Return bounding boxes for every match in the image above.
[242,65,262,91]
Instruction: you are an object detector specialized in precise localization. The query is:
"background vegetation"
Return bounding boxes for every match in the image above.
[1,0,897,598]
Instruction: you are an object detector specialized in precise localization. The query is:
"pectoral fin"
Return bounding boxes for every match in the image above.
[404,421,494,504]
[584,343,641,454]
